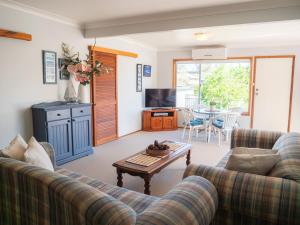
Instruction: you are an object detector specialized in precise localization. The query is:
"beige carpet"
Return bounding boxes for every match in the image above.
[63,129,229,196]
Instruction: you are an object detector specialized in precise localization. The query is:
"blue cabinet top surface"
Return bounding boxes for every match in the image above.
[32,101,91,111]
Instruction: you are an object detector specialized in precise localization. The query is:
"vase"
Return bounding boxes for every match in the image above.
[64,74,80,102]
[78,84,90,103]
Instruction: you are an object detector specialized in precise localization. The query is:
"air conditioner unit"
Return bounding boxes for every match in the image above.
[192,47,227,60]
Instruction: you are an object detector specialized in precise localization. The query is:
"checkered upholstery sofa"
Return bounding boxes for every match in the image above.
[0,143,218,225]
[184,129,300,225]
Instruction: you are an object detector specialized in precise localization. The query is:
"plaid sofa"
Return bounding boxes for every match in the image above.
[0,143,218,225]
[184,129,300,225]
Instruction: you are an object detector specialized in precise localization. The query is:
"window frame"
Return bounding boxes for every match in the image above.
[172,57,253,116]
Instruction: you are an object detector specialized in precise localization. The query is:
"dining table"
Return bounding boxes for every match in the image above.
[193,108,228,120]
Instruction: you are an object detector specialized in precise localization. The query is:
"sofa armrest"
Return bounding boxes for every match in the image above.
[184,164,300,225]
[0,158,136,225]
[230,128,282,149]
[40,142,56,169]
[136,176,218,225]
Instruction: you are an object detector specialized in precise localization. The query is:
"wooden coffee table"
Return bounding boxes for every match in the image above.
[112,141,191,195]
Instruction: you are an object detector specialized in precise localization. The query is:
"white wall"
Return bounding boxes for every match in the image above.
[157,46,300,132]
[0,6,157,147]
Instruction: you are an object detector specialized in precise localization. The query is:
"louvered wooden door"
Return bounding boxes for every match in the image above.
[91,51,118,145]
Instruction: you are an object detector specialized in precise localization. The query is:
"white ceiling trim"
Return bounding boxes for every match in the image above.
[85,0,300,37]
[0,0,81,28]
[85,0,300,29]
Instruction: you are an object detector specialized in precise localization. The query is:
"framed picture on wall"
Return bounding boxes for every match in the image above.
[136,64,142,92]
[143,65,151,77]
[42,50,57,84]
[58,58,70,80]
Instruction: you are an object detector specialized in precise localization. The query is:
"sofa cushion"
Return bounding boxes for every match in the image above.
[268,159,300,182]
[57,168,159,214]
[272,132,300,159]
[269,133,300,182]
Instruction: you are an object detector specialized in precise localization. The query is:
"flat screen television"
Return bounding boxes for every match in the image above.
[145,88,176,108]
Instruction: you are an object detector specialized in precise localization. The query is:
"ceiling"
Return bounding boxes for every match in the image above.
[10,0,256,24]
[123,20,300,50]
[3,0,300,50]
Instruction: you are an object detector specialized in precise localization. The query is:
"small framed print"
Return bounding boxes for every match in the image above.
[136,64,142,92]
[58,58,70,80]
[42,50,57,84]
[143,65,151,77]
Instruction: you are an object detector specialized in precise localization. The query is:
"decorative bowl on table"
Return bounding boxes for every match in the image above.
[146,140,170,157]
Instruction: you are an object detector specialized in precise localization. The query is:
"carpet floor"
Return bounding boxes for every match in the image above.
[63,129,229,196]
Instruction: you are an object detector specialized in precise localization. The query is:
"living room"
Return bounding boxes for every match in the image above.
[1,0,300,225]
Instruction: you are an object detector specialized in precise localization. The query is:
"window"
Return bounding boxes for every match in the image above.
[174,59,252,114]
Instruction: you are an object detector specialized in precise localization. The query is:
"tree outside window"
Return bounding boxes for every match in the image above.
[176,60,251,112]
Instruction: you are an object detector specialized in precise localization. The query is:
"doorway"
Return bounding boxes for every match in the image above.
[251,56,295,132]
[90,50,118,145]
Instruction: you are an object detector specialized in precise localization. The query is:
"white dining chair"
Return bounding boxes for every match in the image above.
[228,107,243,126]
[182,108,207,143]
[208,112,240,145]
[184,95,198,109]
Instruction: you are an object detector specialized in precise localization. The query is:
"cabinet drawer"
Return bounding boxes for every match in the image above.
[72,106,91,117]
[46,109,70,121]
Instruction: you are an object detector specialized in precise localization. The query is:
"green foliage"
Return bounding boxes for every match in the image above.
[196,65,250,109]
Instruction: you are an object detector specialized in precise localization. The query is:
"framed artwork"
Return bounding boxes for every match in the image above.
[143,65,151,77]
[136,64,142,92]
[58,58,70,80]
[42,50,57,84]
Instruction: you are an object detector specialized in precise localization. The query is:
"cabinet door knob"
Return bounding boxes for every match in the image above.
[80,110,84,113]
[67,120,70,123]
[72,119,76,122]
[57,113,61,116]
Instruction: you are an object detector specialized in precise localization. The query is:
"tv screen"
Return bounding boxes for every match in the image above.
[145,89,176,108]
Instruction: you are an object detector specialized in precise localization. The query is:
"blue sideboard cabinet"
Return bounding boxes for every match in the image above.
[32,101,93,165]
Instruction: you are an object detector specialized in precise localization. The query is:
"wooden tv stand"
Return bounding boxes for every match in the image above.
[143,109,178,131]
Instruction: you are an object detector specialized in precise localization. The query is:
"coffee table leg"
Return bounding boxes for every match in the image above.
[144,175,152,195]
[186,150,191,166]
[117,168,123,187]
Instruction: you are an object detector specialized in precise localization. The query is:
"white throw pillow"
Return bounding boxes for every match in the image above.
[24,137,54,171]
[2,134,28,161]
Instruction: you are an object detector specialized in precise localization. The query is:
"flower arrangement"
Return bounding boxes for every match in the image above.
[61,43,111,85]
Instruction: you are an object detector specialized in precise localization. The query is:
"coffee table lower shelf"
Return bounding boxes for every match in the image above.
[112,142,191,195]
